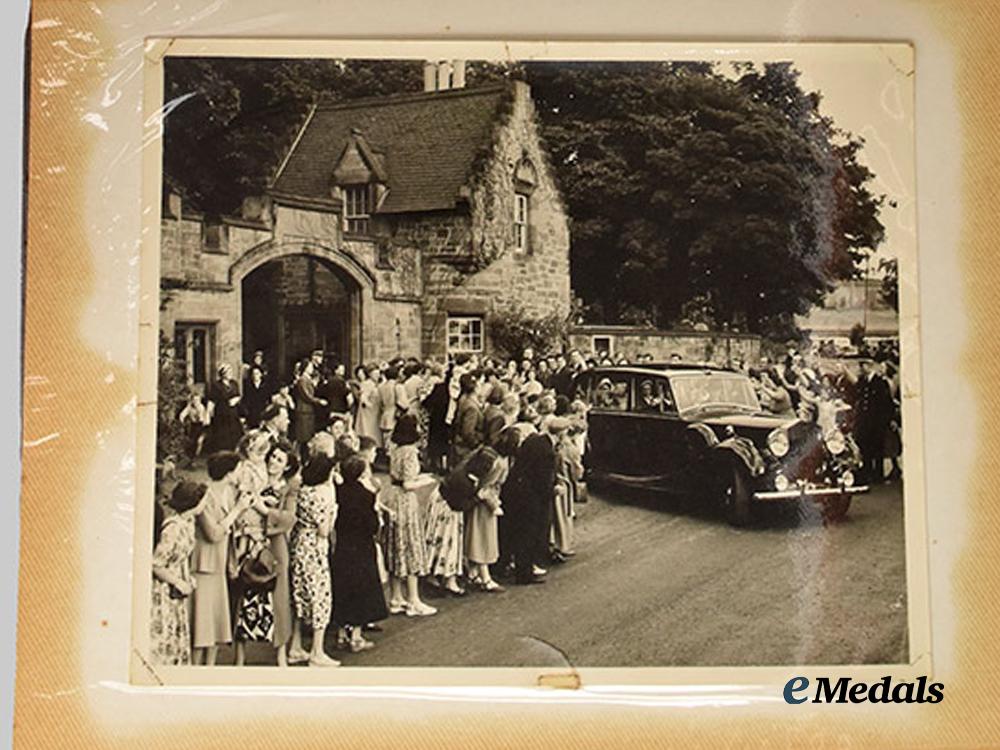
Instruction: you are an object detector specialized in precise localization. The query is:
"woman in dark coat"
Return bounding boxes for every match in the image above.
[241,366,272,429]
[205,364,243,453]
[422,370,451,474]
[332,455,388,652]
[449,372,485,469]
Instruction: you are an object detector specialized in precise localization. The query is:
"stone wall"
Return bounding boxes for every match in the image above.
[160,214,270,286]
[568,327,762,366]
[418,81,572,358]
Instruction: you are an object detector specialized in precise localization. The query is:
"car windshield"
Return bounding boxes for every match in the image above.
[669,374,761,415]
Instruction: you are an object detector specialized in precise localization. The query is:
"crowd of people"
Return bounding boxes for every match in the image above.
[151,340,902,667]
[745,341,902,485]
[153,346,591,667]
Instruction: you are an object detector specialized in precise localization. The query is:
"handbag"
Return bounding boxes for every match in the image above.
[239,541,279,592]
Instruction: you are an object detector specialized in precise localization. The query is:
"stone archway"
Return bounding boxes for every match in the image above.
[230,240,374,380]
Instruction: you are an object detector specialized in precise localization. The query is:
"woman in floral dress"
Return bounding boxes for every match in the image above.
[382,414,436,617]
[150,481,208,666]
[424,480,466,596]
[289,454,340,667]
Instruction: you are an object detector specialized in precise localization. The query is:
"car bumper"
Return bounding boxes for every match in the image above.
[753,484,869,501]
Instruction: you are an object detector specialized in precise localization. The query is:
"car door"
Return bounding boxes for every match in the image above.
[631,374,686,492]
[585,370,640,478]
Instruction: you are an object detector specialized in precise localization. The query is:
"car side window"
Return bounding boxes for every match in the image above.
[634,377,675,415]
[592,373,630,411]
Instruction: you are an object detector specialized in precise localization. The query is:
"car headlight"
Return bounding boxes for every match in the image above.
[774,473,790,491]
[841,470,855,488]
[825,430,847,456]
[767,428,789,458]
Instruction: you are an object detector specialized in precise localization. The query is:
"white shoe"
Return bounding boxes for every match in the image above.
[532,565,548,576]
[308,653,341,667]
[388,598,406,615]
[287,647,310,664]
[405,601,437,617]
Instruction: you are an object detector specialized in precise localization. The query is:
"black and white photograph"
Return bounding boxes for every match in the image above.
[138,42,920,676]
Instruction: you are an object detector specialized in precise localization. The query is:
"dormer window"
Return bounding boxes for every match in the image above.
[344,184,373,235]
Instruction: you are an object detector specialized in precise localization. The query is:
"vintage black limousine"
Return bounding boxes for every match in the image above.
[574,365,867,525]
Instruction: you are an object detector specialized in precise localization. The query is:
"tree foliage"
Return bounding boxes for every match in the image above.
[163,58,422,214]
[521,61,886,335]
[162,58,887,337]
[157,331,189,463]
[487,300,568,358]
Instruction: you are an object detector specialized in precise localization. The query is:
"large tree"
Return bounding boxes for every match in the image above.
[520,61,885,335]
[162,58,885,336]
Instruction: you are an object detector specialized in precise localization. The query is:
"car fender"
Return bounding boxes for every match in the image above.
[713,434,766,478]
[686,422,719,449]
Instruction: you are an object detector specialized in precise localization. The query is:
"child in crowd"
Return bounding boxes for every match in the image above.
[178,391,209,459]
[270,384,296,433]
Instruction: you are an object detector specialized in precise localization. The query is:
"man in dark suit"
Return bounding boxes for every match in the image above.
[854,357,894,484]
[325,361,352,423]
[550,353,575,400]
[505,418,564,584]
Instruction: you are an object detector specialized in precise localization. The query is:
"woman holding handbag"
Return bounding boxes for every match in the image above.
[231,430,276,666]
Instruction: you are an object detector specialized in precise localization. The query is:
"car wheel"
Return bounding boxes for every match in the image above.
[821,494,852,523]
[723,464,753,527]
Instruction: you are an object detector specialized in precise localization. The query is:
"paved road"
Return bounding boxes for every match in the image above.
[230,479,908,668]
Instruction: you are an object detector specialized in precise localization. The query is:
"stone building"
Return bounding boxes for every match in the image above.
[160,67,571,387]
[795,279,899,345]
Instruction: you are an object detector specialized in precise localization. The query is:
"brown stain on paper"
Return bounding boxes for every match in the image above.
[14,0,1000,747]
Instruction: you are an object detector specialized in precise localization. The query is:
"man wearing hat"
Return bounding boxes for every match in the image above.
[854,356,894,484]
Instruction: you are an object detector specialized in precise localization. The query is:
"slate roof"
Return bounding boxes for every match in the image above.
[270,84,511,214]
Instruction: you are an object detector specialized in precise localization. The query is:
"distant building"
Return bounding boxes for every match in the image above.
[568,325,761,365]
[160,65,570,387]
[796,279,899,344]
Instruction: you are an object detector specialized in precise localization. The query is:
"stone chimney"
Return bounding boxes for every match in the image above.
[423,60,466,92]
[423,61,437,92]
[437,61,452,90]
[452,60,466,89]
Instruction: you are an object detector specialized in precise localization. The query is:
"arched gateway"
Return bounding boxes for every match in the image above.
[231,240,373,380]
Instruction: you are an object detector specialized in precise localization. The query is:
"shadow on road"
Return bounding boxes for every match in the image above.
[588,480,872,531]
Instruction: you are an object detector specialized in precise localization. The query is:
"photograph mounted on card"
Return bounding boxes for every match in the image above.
[132,38,928,686]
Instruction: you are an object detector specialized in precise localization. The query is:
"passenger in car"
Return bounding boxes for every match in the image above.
[637,379,663,412]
